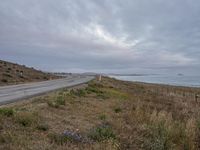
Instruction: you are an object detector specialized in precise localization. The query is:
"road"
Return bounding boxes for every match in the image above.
[0,75,94,105]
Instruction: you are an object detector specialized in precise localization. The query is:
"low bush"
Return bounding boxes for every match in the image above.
[15,112,38,127]
[56,95,65,105]
[96,93,109,99]
[99,114,107,121]
[70,89,86,97]
[89,124,116,142]
[47,95,65,108]
[85,86,102,94]
[0,108,14,117]
[144,121,174,150]
[114,107,122,113]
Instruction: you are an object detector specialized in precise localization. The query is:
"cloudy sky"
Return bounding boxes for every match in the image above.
[0,0,200,75]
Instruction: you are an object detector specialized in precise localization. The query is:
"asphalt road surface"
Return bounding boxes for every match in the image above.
[0,75,94,105]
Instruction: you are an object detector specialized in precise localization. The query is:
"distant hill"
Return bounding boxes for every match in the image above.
[0,60,60,86]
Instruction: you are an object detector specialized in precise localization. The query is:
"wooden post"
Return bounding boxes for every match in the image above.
[99,75,102,81]
[195,94,199,103]
[20,71,23,77]
[96,74,101,82]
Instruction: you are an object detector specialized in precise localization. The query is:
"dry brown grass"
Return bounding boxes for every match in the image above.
[0,77,200,149]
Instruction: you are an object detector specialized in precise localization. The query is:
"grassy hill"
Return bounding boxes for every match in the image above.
[0,60,59,86]
[0,77,200,149]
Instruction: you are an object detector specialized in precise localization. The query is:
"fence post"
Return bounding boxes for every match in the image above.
[195,94,199,103]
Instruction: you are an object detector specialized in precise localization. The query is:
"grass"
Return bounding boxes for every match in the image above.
[56,95,66,105]
[114,107,122,113]
[0,108,14,117]
[37,123,49,131]
[99,114,107,121]
[88,124,116,142]
[0,77,200,149]
[15,112,39,127]
[70,89,86,97]
[0,133,12,144]
[47,94,65,108]
[48,133,72,145]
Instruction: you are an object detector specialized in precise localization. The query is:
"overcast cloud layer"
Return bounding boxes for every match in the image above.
[0,0,200,75]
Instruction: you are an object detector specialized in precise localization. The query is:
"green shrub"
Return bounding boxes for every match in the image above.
[56,95,65,105]
[70,89,86,97]
[99,114,106,121]
[0,108,14,117]
[144,121,174,150]
[114,107,122,113]
[86,86,102,94]
[47,95,65,108]
[89,125,116,141]
[96,93,109,99]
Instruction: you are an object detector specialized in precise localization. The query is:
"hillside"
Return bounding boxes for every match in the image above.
[0,60,59,86]
[0,77,200,149]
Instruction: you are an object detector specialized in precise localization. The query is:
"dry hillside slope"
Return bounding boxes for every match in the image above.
[0,60,59,86]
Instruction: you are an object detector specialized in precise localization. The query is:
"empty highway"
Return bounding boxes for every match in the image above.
[0,75,94,105]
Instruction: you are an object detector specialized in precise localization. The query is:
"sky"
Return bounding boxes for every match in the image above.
[0,0,200,75]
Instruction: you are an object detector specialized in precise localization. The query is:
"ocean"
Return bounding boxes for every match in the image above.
[109,75,200,87]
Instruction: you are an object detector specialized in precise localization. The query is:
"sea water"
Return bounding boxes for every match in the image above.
[109,75,200,87]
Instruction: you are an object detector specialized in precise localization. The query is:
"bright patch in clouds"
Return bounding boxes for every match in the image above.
[85,23,140,49]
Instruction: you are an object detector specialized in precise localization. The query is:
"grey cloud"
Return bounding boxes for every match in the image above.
[0,0,200,75]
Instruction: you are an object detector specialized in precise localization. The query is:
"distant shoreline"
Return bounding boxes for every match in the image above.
[107,73,157,76]
[108,74,200,88]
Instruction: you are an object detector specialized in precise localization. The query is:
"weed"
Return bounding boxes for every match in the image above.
[47,95,65,108]
[104,88,128,100]
[114,107,122,113]
[15,112,38,127]
[0,108,14,117]
[49,133,71,145]
[99,114,107,121]
[96,93,109,99]
[37,124,49,131]
[144,121,174,150]
[85,86,102,94]
[47,101,59,108]
[56,95,65,105]
[70,89,86,97]
[89,124,116,142]
[0,133,12,144]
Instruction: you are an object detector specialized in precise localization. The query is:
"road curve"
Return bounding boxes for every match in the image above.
[0,75,94,105]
